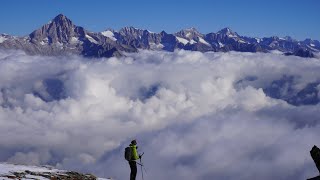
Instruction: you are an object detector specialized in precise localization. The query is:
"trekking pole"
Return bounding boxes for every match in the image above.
[140,152,147,174]
[140,152,145,180]
[136,162,143,166]
[136,162,147,174]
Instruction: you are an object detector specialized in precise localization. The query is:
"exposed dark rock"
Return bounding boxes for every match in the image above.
[159,31,179,52]
[294,48,315,58]
[138,84,161,101]
[307,145,320,180]
[263,76,320,106]
[284,48,315,58]
[32,78,67,102]
[307,176,320,180]
[311,145,320,173]
[29,14,84,44]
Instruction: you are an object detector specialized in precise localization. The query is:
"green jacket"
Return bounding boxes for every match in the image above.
[130,144,139,160]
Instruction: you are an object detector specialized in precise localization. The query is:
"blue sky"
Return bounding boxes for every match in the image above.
[0,0,319,40]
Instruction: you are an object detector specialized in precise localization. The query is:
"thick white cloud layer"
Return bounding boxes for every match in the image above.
[0,49,319,180]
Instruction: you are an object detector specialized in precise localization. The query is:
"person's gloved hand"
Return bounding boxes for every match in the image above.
[139,154,142,159]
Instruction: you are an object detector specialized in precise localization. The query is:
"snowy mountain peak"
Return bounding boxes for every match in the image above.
[0,35,8,43]
[303,38,320,48]
[104,28,116,33]
[218,27,238,37]
[184,27,199,32]
[101,30,117,41]
[175,27,203,40]
[219,27,232,33]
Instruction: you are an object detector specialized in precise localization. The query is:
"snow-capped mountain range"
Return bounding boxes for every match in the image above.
[0,14,319,58]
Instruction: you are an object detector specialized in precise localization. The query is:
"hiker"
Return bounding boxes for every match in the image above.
[126,139,142,180]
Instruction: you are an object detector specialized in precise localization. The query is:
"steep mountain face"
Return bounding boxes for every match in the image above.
[114,27,162,49]
[159,31,179,51]
[174,27,214,51]
[204,28,263,52]
[0,14,319,58]
[29,14,85,44]
[175,27,203,40]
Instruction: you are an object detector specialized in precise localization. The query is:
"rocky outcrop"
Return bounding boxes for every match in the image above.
[2,170,97,180]
[311,146,320,173]
[284,48,315,58]
[0,163,111,180]
[307,145,320,180]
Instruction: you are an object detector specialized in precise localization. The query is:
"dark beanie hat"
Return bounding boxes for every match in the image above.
[131,139,137,144]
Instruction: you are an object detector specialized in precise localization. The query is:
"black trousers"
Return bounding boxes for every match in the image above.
[129,161,137,180]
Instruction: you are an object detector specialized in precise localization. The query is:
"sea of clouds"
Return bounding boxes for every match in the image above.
[0,49,319,180]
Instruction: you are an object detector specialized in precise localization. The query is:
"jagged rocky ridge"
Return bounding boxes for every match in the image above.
[0,14,319,58]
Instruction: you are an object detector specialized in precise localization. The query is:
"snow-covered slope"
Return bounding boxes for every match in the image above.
[0,163,110,180]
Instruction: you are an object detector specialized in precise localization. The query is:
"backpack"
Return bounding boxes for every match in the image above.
[124,146,132,161]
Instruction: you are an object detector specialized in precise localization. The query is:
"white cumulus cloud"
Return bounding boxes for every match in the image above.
[0,49,319,180]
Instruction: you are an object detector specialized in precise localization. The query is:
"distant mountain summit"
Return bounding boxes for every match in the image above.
[0,14,319,58]
[175,27,203,40]
[29,14,85,44]
[217,27,239,37]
